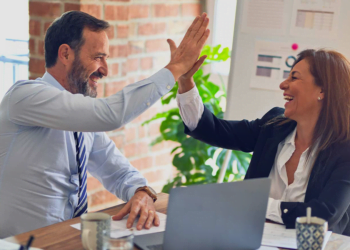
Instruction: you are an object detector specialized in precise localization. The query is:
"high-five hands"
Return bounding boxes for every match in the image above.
[165,13,210,82]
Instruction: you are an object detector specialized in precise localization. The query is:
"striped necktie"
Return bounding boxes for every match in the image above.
[73,132,88,217]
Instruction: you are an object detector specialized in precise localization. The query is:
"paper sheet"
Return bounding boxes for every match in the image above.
[0,239,42,250]
[262,222,332,249]
[241,0,286,35]
[289,0,341,38]
[71,212,167,238]
[250,40,313,91]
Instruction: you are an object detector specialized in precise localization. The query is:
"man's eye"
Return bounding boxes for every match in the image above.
[95,57,102,60]
[292,76,297,80]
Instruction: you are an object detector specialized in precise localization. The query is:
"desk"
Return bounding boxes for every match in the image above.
[4,193,350,250]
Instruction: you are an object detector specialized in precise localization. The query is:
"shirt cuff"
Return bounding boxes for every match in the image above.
[266,197,283,224]
[127,185,146,201]
[176,85,199,105]
[149,68,176,96]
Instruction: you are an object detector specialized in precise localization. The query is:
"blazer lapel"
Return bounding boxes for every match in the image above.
[256,122,296,178]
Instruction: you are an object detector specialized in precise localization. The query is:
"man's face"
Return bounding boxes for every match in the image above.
[67,28,109,97]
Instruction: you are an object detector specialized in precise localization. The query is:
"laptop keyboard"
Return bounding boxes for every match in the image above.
[147,244,163,250]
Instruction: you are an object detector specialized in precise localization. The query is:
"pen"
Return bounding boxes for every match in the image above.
[25,235,34,250]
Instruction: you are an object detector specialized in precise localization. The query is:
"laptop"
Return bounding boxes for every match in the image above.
[134,178,271,250]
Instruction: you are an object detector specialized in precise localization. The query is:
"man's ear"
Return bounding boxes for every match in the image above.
[57,44,74,66]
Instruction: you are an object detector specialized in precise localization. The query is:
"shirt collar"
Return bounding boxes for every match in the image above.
[40,72,66,91]
[283,127,297,146]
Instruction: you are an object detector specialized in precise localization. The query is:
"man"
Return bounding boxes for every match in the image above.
[0,11,209,238]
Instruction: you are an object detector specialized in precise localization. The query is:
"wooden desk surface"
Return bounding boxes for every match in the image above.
[4,193,169,250]
[4,192,350,250]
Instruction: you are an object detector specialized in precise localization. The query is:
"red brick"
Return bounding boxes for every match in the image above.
[130,156,153,170]
[29,20,41,36]
[127,58,139,72]
[121,62,128,76]
[129,5,149,19]
[146,39,169,53]
[138,75,149,81]
[38,40,45,56]
[155,152,173,166]
[128,41,144,55]
[29,2,61,18]
[110,134,125,148]
[143,169,171,183]
[29,39,35,54]
[124,142,149,158]
[140,57,153,70]
[168,20,192,35]
[125,126,137,141]
[105,81,128,97]
[117,25,129,38]
[44,22,52,34]
[64,3,80,12]
[139,126,147,138]
[148,122,160,137]
[153,4,179,17]
[110,63,119,76]
[105,5,129,21]
[110,44,128,58]
[182,3,202,17]
[138,23,166,36]
[29,58,46,74]
[106,26,115,39]
[90,190,118,207]
[87,176,103,192]
[152,140,179,152]
[81,4,102,19]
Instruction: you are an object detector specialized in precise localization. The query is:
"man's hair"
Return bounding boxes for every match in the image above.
[45,11,110,68]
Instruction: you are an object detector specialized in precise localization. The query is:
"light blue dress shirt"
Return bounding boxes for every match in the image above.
[0,68,175,238]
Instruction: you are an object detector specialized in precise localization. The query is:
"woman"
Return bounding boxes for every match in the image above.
[176,49,350,235]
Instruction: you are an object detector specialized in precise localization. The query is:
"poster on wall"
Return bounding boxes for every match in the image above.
[289,0,341,38]
[250,40,313,91]
[241,0,287,35]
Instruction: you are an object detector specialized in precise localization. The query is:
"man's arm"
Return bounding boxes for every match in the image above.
[6,13,210,132]
[6,69,174,132]
[87,132,159,230]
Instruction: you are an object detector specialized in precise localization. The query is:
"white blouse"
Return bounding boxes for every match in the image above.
[176,86,316,223]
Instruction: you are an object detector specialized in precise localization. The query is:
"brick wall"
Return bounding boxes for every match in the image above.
[28,0,203,211]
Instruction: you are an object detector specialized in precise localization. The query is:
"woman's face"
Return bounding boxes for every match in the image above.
[279,59,324,122]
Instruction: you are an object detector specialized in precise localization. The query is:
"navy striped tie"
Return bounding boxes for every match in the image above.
[73,132,88,217]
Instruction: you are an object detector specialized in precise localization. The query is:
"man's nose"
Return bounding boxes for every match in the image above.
[100,61,108,77]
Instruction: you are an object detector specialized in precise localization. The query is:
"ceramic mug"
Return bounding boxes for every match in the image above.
[296,216,328,250]
[81,213,111,250]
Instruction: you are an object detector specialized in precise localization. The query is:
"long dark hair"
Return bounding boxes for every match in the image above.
[45,11,110,68]
[273,49,350,160]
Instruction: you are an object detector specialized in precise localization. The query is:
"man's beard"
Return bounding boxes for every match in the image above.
[67,57,102,98]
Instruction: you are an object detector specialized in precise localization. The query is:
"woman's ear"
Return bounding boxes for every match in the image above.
[319,88,325,101]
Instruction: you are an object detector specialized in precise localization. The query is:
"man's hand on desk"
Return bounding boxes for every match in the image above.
[112,191,160,230]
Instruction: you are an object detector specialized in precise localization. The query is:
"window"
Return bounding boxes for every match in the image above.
[0,0,29,101]
[211,0,237,76]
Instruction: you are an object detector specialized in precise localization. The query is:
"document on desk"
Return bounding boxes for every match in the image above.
[0,239,42,250]
[261,222,332,249]
[71,212,167,238]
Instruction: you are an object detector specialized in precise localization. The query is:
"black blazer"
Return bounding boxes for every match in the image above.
[185,106,350,235]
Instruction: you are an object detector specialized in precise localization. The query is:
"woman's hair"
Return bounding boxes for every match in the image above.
[274,49,350,157]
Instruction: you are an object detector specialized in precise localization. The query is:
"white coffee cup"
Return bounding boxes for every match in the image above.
[81,213,111,250]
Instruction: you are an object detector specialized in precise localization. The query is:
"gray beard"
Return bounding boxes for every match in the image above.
[67,58,97,98]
